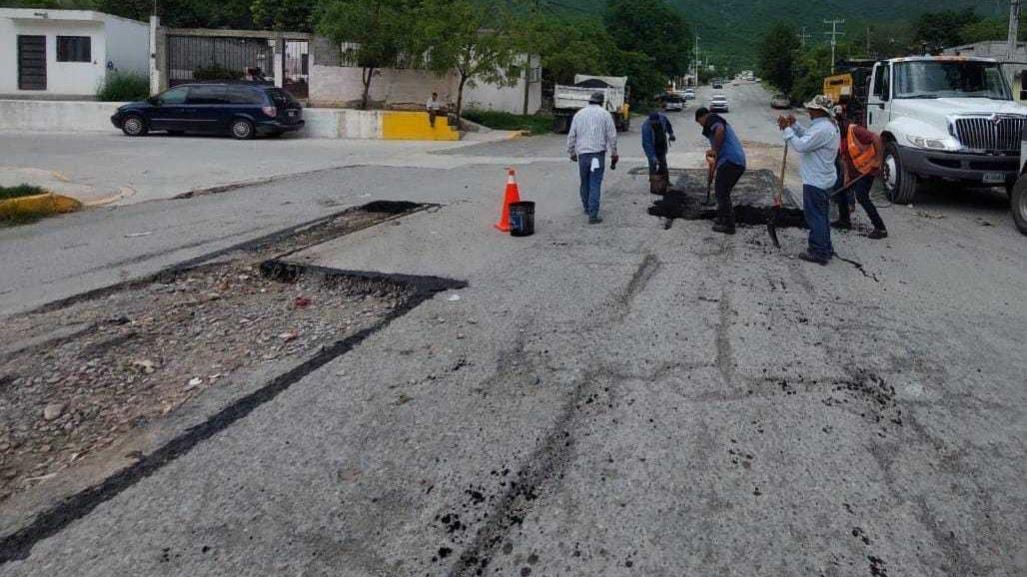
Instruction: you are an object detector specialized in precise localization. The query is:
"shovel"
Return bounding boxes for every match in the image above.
[767,142,788,248]
[703,155,716,206]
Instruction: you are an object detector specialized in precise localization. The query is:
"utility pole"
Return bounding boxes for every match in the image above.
[694,34,700,86]
[824,19,845,73]
[866,24,871,57]
[1008,0,1022,61]
[798,27,812,48]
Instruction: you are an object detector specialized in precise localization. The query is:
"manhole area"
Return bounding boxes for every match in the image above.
[646,168,805,228]
[0,202,424,503]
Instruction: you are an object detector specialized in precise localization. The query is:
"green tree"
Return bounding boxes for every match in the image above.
[414,0,520,120]
[913,8,980,50]
[317,0,415,109]
[251,0,313,31]
[518,14,609,85]
[790,44,834,104]
[757,21,800,94]
[604,0,690,79]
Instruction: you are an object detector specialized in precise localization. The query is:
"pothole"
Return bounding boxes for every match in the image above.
[646,168,805,229]
[0,201,464,562]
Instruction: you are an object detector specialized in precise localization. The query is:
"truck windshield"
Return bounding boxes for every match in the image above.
[893,61,1011,100]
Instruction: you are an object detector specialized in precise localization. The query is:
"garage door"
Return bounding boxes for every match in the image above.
[18,35,46,91]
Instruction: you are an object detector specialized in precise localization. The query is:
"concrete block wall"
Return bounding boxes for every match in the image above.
[0,100,457,140]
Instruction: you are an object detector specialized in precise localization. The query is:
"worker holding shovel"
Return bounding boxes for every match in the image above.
[696,107,746,235]
[778,95,840,265]
[831,105,888,239]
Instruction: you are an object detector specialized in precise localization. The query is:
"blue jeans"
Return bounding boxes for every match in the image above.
[835,175,886,231]
[577,152,606,218]
[803,184,832,261]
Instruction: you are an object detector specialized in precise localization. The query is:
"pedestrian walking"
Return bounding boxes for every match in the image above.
[832,106,888,239]
[695,106,746,234]
[778,95,840,265]
[642,111,675,194]
[567,91,619,224]
[426,92,443,128]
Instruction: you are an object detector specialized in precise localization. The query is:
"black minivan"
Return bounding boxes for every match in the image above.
[111,83,304,139]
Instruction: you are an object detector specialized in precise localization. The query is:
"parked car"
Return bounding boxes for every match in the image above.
[111,82,305,139]
[681,88,696,100]
[709,94,729,113]
[712,82,724,89]
[660,93,686,112]
[771,94,791,109]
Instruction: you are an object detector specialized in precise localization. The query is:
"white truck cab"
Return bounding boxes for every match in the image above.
[866,56,1027,204]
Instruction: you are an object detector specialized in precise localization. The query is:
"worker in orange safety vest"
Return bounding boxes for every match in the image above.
[832,105,888,239]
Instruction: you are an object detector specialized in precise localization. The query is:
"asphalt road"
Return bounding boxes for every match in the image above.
[1,83,1024,576]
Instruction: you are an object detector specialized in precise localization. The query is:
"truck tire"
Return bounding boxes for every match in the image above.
[883,141,917,204]
[1012,176,1027,235]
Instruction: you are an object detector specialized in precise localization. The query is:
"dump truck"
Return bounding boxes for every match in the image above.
[552,75,631,133]
[823,59,875,126]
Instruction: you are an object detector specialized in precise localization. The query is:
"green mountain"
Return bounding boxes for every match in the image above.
[553,0,1007,70]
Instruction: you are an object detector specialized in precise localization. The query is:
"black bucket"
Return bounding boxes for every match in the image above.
[509,201,535,237]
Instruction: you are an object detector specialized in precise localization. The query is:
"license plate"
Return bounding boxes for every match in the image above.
[288,110,296,117]
[983,172,1004,184]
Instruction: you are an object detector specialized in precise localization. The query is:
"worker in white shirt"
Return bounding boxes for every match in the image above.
[778,95,840,265]
[566,92,619,224]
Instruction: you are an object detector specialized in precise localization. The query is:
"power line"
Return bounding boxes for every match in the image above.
[798,27,812,48]
[824,19,845,73]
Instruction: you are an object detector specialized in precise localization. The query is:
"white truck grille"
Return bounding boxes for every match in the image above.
[953,115,1024,152]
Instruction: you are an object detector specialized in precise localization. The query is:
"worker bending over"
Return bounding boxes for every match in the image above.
[642,111,675,194]
[696,107,746,234]
[832,106,888,239]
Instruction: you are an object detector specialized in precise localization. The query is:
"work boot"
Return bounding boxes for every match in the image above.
[712,223,735,235]
[830,219,852,230]
[588,215,603,225]
[797,251,828,266]
[867,228,888,239]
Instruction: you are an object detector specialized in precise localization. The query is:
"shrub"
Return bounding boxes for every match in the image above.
[192,65,244,81]
[461,110,553,135]
[96,71,150,102]
[0,184,47,201]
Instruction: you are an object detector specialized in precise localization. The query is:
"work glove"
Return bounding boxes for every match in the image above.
[669,135,676,142]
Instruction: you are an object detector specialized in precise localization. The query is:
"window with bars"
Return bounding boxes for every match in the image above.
[57,36,91,62]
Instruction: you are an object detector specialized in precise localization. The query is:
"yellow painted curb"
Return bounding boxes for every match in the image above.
[0,192,83,219]
[381,111,461,141]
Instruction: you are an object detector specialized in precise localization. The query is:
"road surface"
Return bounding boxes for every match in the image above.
[1,82,1024,577]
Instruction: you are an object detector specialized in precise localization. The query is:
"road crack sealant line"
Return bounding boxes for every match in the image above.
[0,264,467,563]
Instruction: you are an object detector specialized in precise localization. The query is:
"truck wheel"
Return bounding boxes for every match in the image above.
[1012,176,1027,235]
[552,116,566,134]
[883,141,917,204]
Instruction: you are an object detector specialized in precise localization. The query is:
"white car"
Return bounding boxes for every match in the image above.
[680,89,696,101]
[709,94,729,113]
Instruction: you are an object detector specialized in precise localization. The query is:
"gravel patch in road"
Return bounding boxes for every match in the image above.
[0,204,422,504]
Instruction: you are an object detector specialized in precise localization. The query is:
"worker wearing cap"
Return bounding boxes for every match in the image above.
[778,95,840,265]
[642,111,675,194]
[832,105,888,239]
[567,91,619,224]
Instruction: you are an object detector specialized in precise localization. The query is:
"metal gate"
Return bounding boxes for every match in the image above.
[17,35,46,90]
[167,35,273,86]
[282,39,309,98]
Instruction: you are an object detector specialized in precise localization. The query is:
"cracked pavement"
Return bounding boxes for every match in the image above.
[1,83,1024,576]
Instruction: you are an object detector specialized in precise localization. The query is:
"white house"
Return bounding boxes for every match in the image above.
[0,9,149,99]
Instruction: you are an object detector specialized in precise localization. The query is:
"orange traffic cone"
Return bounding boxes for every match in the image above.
[494,168,521,232]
